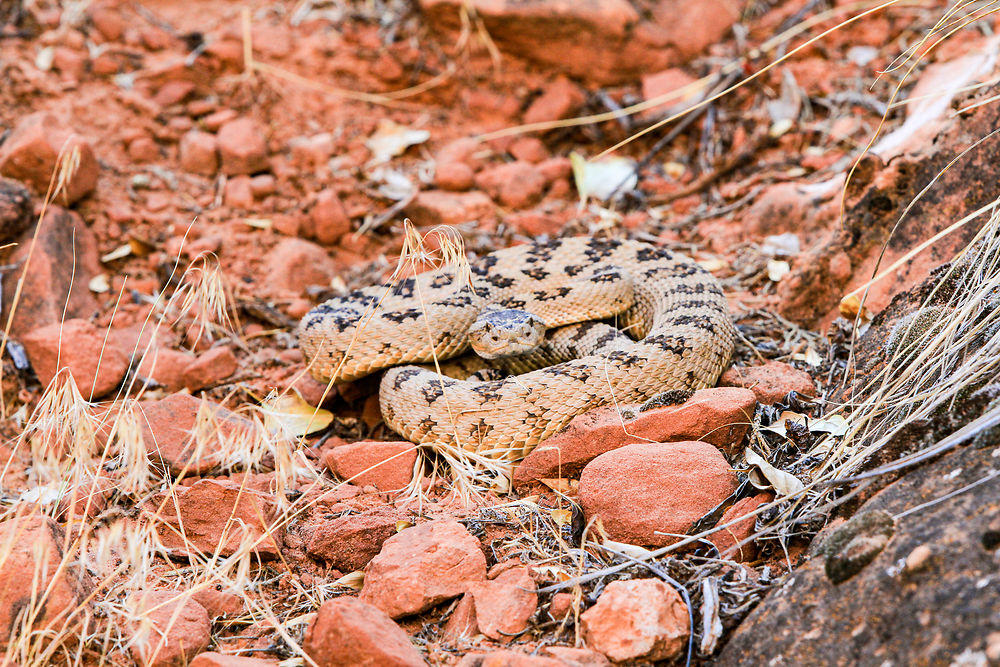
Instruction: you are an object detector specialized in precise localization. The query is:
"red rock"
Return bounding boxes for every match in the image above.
[266,238,337,295]
[288,133,335,168]
[179,130,219,176]
[154,80,195,107]
[55,474,115,520]
[139,25,172,50]
[224,175,254,209]
[536,157,572,183]
[434,161,475,191]
[0,516,93,649]
[641,68,698,107]
[435,137,485,169]
[514,387,756,487]
[152,479,283,558]
[324,441,417,491]
[22,318,129,399]
[361,520,487,618]
[182,346,238,391]
[577,441,739,547]
[190,653,279,666]
[303,597,425,667]
[306,505,406,571]
[249,174,275,198]
[549,592,576,620]
[89,7,125,41]
[442,591,478,641]
[708,493,773,562]
[202,108,239,132]
[720,361,818,404]
[475,161,546,208]
[467,567,537,641]
[52,47,86,80]
[0,112,99,204]
[127,136,160,162]
[405,190,495,226]
[191,587,244,619]
[456,651,562,667]
[508,137,548,164]
[523,77,585,125]
[217,118,268,176]
[311,189,351,244]
[130,590,211,667]
[542,647,610,666]
[581,579,689,663]
[137,393,253,474]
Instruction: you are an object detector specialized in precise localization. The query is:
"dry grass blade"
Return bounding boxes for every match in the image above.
[167,253,239,347]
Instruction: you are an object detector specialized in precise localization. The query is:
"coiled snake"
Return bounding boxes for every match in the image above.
[298,237,735,460]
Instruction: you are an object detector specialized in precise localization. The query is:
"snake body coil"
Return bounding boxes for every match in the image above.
[298,237,735,459]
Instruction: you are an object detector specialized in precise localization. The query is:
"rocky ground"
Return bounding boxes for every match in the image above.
[2,0,1000,665]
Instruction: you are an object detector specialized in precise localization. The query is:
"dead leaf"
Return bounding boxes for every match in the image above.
[395,520,414,532]
[839,294,872,321]
[365,119,430,164]
[261,393,333,438]
[550,509,573,526]
[245,218,273,230]
[793,346,823,367]
[334,571,365,590]
[88,274,110,294]
[766,259,790,281]
[700,578,723,654]
[570,152,637,204]
[744,448,805,496]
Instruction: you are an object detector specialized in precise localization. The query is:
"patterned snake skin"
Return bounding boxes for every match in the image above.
[298,237,735,460]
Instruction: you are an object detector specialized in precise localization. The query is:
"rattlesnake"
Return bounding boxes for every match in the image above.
[298,237,735,459]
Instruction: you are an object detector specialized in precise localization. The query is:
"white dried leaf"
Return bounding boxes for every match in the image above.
[334,571,365,590]
[766,259,790,281]
[570,152,637,204]
[700,577,723,655]
[761,233,800,257]
[88,274,110,293]
[35,46,54,71]
[365,119,430,164]
[745,448,805,496]
[101,243,133,263]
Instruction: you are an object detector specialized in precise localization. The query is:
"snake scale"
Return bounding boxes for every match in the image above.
[298,237,735,459]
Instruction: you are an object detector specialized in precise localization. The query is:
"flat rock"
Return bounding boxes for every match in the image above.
[454,566,538,641]
[182,346,239,391]
[303,597,425,667]
[419,0,739,85]
[179,130,219,176]
[151,479,282,558]
[514,387,755,488]
[712,427,1000,666]
[324,440,417,491]
[361,520,487,618]
[306,505,407,571]
[581,579,689,663]
[578,441,739,547]
[311,188,351,244]
[2,206,100,340]
[0,516,93,649]
[0,111,98,204]
[719,361,817,404]
[137,393,253,474]
[130,591,211,667]
[22,318,129,399]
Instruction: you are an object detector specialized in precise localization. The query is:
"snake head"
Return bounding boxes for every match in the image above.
[468,309,546,360]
